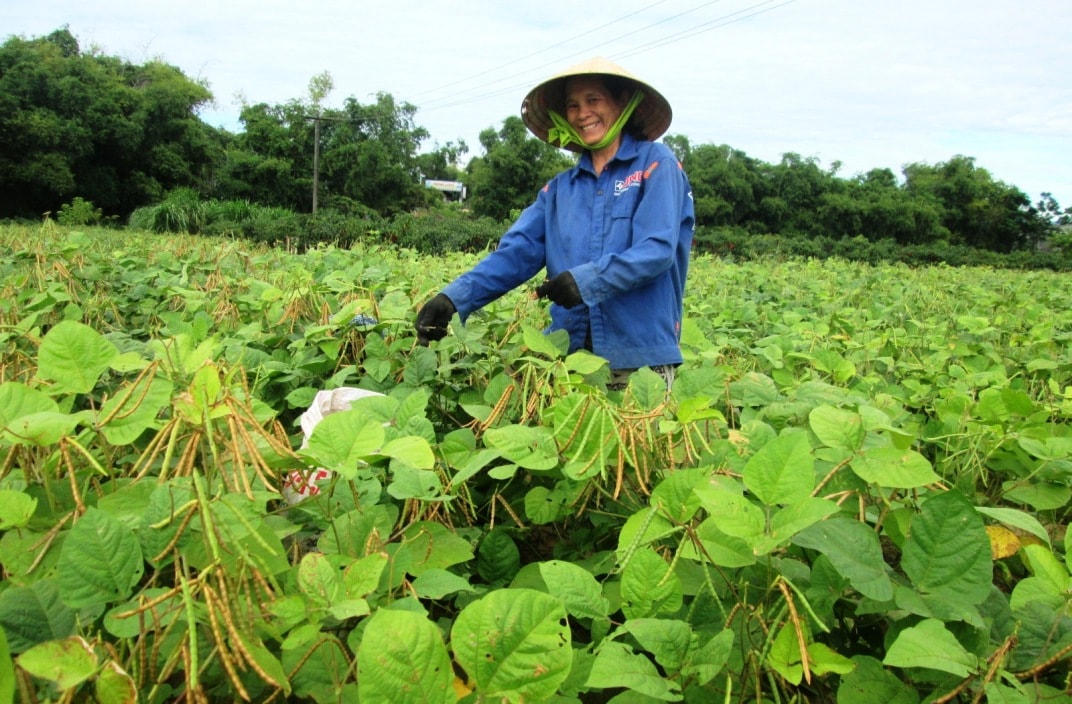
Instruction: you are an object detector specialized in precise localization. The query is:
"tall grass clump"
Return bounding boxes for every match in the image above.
[128,187,208,233]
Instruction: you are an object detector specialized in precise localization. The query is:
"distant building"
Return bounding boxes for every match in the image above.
[424,179,467,202]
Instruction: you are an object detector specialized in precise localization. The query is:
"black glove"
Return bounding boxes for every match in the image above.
[415,293,456,345]
[535,271,583,309]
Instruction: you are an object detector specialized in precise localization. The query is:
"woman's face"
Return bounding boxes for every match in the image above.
[563,77,623,148]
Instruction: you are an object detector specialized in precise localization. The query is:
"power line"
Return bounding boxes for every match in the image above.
[615,0,798,59]
[405,0,674,104]
[416,0,797,115]
[414,0,735,112]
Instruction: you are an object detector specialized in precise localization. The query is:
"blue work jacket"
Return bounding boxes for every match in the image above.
[442,133,694,370]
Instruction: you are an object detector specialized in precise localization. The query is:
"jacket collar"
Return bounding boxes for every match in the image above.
[573,133,641,179]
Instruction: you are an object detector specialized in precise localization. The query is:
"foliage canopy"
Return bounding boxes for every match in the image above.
[1,27,1068,255]
[0,27,216,217]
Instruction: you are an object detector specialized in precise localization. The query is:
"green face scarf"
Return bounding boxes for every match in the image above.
[546,89,645,152]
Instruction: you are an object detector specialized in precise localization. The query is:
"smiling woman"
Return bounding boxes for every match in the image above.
[416,56,695,391]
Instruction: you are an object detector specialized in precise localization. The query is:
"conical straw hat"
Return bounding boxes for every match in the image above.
[521,56,673,152]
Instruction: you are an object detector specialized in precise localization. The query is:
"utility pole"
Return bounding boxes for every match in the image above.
[305,110,365,215]
[306,71,334,215]
[312,114,320,215]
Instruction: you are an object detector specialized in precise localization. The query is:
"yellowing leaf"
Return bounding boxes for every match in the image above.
[16,636,97,690]
[986,525,1021,560]
[727,430,750,455]
[452,675,473,698]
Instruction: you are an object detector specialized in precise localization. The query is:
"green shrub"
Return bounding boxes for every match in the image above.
[384,207,503,255]
[692,227,1069,271]
[57,197,103,227]
[321,195,386,222]
[301,207,385,249]
[693,226,750,258]
[239,207,305,247]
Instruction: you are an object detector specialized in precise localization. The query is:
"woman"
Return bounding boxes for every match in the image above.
[415,56,694,389]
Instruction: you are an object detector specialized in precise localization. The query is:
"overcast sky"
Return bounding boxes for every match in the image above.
[8,0,1072,206]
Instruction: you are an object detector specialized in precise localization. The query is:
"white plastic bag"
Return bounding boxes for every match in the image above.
[282,387,384,504]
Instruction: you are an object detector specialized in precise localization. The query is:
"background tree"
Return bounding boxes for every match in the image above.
[466,116,575,221]
[416,139,469,182]
[213,87,438,216]
[756,153,838,236]
[681,144,764,229]
[0,27,215,218]
[662,134,691,163]
[903,155,1049,252]
[210,70,335,209]
[320,92,432,215]
[307,70,334,112]
[213,99,313,208]
[816,168,948,245]
[1035,193,1069,228]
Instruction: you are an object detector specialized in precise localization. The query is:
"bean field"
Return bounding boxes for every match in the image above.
[1,222,1070,703]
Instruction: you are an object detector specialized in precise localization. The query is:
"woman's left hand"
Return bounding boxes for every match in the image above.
[535,271,583,308]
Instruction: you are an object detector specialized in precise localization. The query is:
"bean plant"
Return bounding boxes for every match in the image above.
[0,223,1070,703]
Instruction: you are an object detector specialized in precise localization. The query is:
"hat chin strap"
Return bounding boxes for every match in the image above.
[547,90,645,151]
